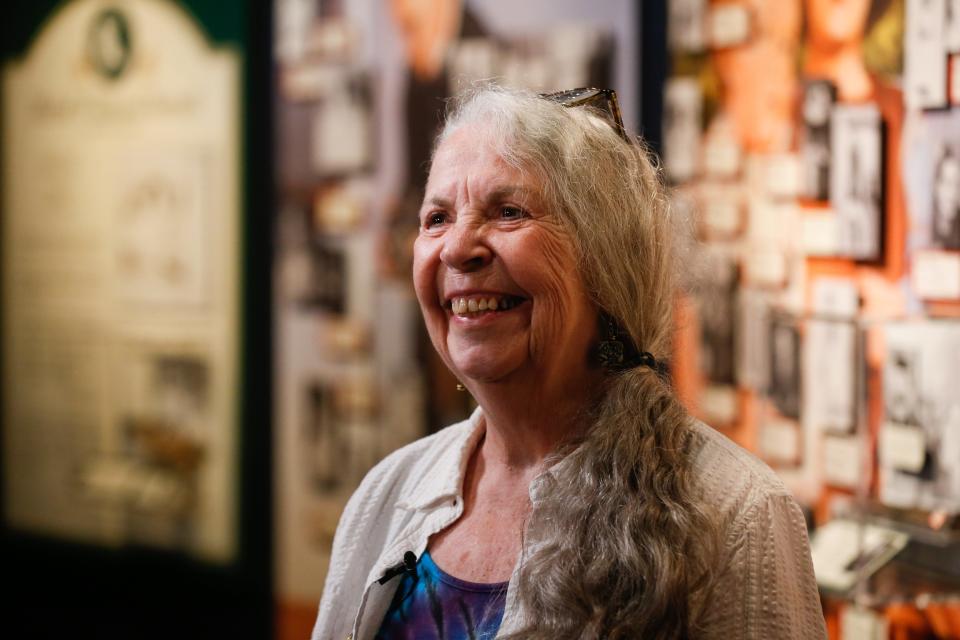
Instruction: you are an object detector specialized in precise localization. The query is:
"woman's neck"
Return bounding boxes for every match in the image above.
[469,371,600,472]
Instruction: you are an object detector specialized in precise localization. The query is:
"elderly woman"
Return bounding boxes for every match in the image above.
[313,86,826,639]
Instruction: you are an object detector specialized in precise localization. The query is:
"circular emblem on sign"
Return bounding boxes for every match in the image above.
[88,8,132,80]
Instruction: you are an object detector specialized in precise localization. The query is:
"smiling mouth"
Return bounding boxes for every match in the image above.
[445,294,526,317]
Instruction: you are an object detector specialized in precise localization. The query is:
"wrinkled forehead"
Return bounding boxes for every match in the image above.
[428,125,538,192]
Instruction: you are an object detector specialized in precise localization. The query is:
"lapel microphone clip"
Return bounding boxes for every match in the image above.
[377,550,418,585]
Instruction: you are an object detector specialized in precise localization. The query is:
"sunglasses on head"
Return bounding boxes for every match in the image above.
[541,87,628,142]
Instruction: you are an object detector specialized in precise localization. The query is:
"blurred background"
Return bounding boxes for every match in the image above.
[2,0,959,638]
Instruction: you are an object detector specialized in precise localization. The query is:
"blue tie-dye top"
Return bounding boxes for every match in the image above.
[375,550,508,640]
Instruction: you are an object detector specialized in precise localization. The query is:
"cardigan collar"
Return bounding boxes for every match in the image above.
[397,406,572,512]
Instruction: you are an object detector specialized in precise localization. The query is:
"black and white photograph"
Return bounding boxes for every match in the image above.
[905,0,949,110]
[799,79,836,202]
[303,381,349,494]
[150,355,209,434]
[768,313,801,420]
[884,345,923,427]
[902,108,960,260]
[302,240,346,314]
[804,319,857,433]
[663,77,702,184]
[830,104,884,261]
[932,144,960,249]
[881,321,960,513]
[736,287,772,390]
[696,252,738,384]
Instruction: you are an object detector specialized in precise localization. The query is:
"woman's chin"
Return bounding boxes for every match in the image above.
[449,352,523,386]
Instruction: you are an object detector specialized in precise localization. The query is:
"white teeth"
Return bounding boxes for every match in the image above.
[450,295,518,316]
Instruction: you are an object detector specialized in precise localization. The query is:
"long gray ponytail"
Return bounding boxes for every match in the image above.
[436,86,719,638]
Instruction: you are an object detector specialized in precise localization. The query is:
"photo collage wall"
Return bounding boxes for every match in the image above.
[668,0,960,530]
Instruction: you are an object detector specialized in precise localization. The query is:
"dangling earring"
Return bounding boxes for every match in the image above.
[456,383,466,392]
[597,315,626,369]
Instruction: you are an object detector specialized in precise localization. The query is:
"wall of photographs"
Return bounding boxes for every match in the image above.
[668,0,960,635]
[271,0,639,611]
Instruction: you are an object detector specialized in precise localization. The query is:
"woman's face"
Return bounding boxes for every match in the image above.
[413,125,598,388]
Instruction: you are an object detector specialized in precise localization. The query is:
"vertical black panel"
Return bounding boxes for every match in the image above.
[639,0,668,157]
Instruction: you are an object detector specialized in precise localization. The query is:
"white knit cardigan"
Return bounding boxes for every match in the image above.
[311,408,827,640]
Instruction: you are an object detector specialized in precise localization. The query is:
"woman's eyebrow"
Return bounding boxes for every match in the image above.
[422,195,453,210]
[486,186,536,205]
[423,186,535,209]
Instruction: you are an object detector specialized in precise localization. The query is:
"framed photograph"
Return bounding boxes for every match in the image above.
[830,104,884,262]
[905,0,949,110]
[696,251,738,385]
[931,144,960,250]
[99,344,217,552]
[736,287,772,390]
[902,109,960,273]
[303,381,349,494]
[663,77,703,184]
[799,80,836,202]
[804,319,857,433]
[880,321,960,513]
[768,313,801,420]
[301,240,346,314]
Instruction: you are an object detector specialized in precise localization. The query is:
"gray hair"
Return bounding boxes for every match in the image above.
[434,86,719,638]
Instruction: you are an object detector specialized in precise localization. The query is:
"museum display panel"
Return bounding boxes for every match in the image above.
[2,1,272,638]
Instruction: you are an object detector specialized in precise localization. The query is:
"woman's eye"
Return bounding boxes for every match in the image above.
[500,206,527,220]
[425,212,448,228]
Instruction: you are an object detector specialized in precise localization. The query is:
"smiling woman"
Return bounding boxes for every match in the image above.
[312,86,826,640]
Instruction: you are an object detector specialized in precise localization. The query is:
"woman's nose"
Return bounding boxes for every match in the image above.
[439,219,493,271]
